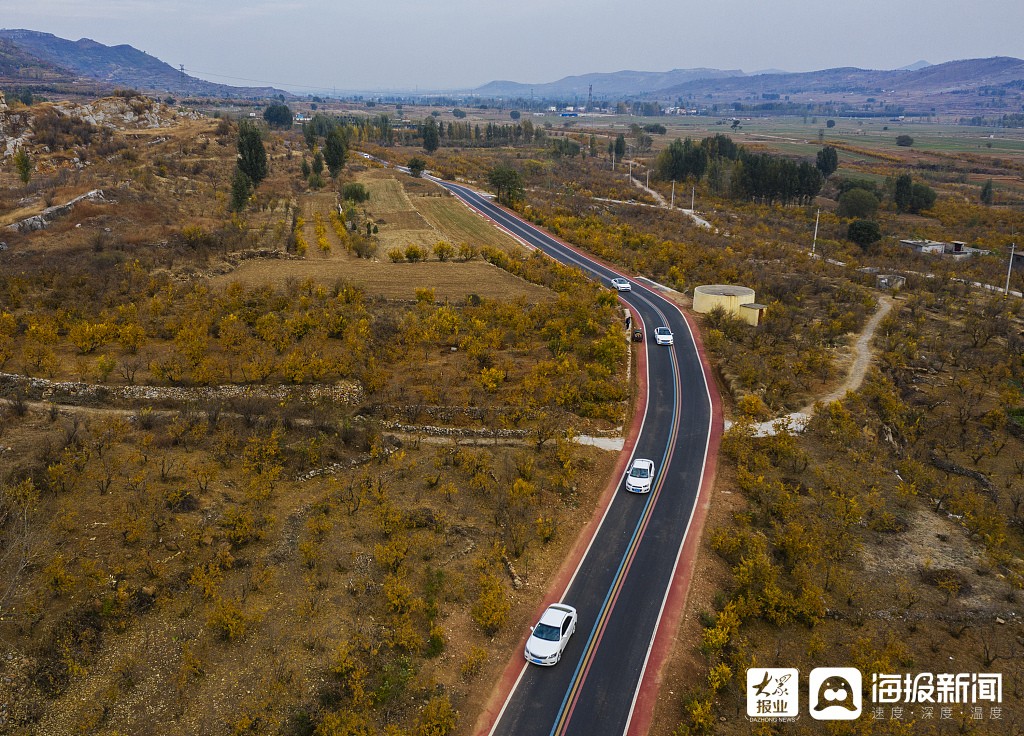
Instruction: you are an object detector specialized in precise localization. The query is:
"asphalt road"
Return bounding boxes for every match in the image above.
[427,180,714,736]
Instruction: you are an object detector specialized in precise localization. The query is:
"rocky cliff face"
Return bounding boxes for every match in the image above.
[0,98,31,159]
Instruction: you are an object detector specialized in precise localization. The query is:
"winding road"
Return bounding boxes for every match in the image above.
[429,178,720,736]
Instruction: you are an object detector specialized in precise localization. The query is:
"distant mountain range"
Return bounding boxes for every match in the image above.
[474,68,745,99]
[0,28,1021,116]
[474,57,1024,107]
[473,57,1024,118]
[655,57,1024,96]
[0,29,289,99]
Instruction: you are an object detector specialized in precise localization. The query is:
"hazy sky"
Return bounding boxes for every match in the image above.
[2,0,1023,92]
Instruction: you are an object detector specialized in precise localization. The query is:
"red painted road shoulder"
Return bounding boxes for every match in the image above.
[625,308,724,736]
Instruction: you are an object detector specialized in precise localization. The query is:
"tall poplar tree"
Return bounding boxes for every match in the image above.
[237,121,268,187]
[324,127,348,177]
[422,117,440,153]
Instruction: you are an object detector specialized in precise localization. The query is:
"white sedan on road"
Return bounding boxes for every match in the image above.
[654,326,674,345]
[625,458,656,493]
[524,603,578,666]
[610,277,631,292]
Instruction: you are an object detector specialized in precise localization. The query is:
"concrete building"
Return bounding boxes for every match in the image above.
[876,273,906,290]
[899,239,990,260]
[693,284,766,326]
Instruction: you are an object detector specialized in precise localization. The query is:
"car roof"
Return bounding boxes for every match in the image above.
[655,326,671,333]
[630,458,654,469]
[539,603,575,626]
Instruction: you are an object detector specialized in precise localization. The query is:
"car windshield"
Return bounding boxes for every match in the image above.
[657,328,669,334]
[533,622,561,641]
[630,466,650,478]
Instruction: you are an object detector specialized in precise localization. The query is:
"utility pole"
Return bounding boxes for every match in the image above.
[812,208,820,256]
[1006,241,1017,296]
[671,180,675,208]
[628,159,632,183]
[646,170,649,189]
[691,186,695,211]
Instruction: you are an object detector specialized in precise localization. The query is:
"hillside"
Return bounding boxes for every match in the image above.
[657,56,1024,97]
[0,36,70,80]
[0,29,290,99]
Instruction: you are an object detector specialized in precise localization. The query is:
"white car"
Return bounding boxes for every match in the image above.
[654,327,674,345]
[611,277,631,292]
[625,458,655,493]
[524,603,578,666]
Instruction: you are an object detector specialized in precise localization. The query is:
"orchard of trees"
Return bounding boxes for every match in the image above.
[654,134,822,205]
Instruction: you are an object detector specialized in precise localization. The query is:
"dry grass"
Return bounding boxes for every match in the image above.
[358,172,416,213]
[413,196,524,252]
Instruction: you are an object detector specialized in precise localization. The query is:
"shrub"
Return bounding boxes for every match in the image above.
[404,244,426,262]
[426,624,445,658]
[433,241,455,261]
[837,188,879,219]
[221,507,264,547]
[896,134,914,147]
[263,103,292,129]
[352,236,375,259]
[341,182,370,202]
[471,572,510,635]
[847,219,881,249]
[408,157,427,177]
[415,694,457,736]
[207,597,247,641]
[460,646,488,680]
[458,242,478,261]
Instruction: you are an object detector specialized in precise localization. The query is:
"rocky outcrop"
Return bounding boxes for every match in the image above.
[0,372,364,408]
[3,96,204,160]
[0,95,32,159]
[5,189,108,233]
[50,97,203,130]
